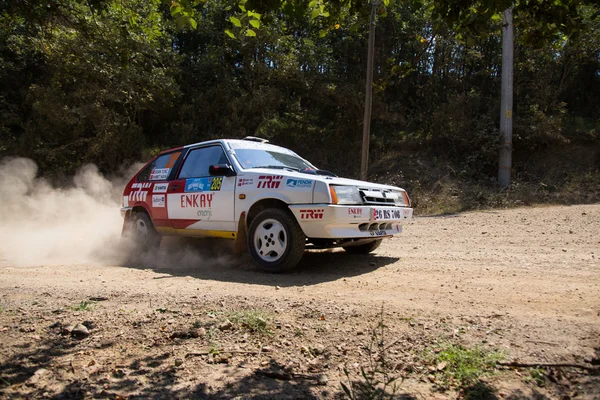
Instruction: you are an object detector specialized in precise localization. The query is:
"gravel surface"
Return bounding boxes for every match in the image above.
[1,204,599,399]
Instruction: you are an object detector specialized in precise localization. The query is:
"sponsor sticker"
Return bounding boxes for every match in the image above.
[152,194,165,208]
[153,183,169,193]
[180,193,213,208]
[237,178,254,187]
[370,230,387,236]
[348,207,363,216]
[132,182,152,189]
[257,175,283,189]
[286,178,313,188]
[150,168,170,181]
[185,177,222,192]
[129,190,148,202]
[299,209,324,220]
[196,209,212,219]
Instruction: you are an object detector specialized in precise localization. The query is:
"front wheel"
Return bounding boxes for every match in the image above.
[342,239,382,254]
[247,208,306,273]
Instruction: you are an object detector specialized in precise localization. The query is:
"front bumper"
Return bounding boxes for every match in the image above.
[288,204,413,239]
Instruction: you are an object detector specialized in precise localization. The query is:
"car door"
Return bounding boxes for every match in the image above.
[167,145,236,235]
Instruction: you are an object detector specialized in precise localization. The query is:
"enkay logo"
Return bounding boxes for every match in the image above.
[257,175,283,189]
[299,209,324,219]
[180,193,213,208]
[348,207,363,215]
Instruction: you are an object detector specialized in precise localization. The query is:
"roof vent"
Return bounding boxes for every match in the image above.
[242,136,269,143]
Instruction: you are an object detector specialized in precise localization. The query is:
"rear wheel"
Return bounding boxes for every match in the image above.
[247,208,306,273]
[131,212,161,251]
[342,239,382,254]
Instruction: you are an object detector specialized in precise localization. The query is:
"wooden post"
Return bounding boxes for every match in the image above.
[360,1,376,181]
[498,7,514,187]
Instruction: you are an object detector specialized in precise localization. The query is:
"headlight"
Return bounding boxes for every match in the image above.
[330,185,363,205]
[394,191,410,207]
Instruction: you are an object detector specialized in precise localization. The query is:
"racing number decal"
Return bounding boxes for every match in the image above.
[210,177,223,191]
[185,177,223,192]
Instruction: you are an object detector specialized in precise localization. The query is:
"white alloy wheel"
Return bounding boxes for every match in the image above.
[247,208,306,272]
[253,218,288,262]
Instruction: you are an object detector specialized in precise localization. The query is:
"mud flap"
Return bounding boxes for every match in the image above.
[232,212,247,255]
[121,209,133,238]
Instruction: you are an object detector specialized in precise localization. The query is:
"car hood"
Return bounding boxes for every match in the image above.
[318,176,405,192]
[246,169,406,192]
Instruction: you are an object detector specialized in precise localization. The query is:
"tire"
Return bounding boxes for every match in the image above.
[131,212,161,251]
[342,239,382,254]
[247,208,306,273]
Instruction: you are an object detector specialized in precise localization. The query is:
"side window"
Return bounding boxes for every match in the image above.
[137,151,182,182]
[178,146,229,179]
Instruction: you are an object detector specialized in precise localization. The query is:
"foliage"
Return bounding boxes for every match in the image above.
[226,309,272,335]
[426,342,503,389]
[341,308,400,399]
[69,301,96,311]
[1,0,179,174]
[526,367,546,387]
[0,0,598,185]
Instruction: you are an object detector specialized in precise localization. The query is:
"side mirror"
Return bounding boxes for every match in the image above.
[209,164,236,177]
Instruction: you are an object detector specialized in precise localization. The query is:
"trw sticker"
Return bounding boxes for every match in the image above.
[149,168,170,181]
[152,194,165,208]
[299,209,324,219]
[129,190,148,202]
[153,183,169,193]
[132,182,152,189]
[257,175,283,189]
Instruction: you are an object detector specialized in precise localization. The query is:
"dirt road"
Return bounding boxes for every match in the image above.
[1,204,599,399]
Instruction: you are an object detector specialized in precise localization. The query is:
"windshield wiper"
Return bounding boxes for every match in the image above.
[250,165,301,172]
[299,168,337,177]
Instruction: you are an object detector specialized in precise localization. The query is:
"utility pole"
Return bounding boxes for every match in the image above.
[360,1,376,181]
[498,7,514,187]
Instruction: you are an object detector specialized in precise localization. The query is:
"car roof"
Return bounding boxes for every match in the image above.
[158,139,296,155]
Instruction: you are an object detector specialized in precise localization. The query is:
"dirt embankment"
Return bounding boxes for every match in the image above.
[1,204,599,399]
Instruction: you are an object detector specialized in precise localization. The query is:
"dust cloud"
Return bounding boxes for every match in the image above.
[0,157,237,270]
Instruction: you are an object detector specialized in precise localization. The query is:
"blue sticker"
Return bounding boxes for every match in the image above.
[286,178,313,188]
[185,178,214,192]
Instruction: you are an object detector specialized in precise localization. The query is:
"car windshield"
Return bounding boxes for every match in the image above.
[234,149,315,170]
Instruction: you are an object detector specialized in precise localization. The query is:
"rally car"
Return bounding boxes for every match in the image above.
[121,137,413,272]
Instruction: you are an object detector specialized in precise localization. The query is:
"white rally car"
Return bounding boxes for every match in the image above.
[121,137,413,272]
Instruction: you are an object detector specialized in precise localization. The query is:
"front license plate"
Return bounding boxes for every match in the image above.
[372,207,411,222]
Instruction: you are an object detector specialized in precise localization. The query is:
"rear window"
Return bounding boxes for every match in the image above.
[137,151,182,182]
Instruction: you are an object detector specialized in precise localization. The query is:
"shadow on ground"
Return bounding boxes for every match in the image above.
[1,338,416,399]
[120,237,400,288]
